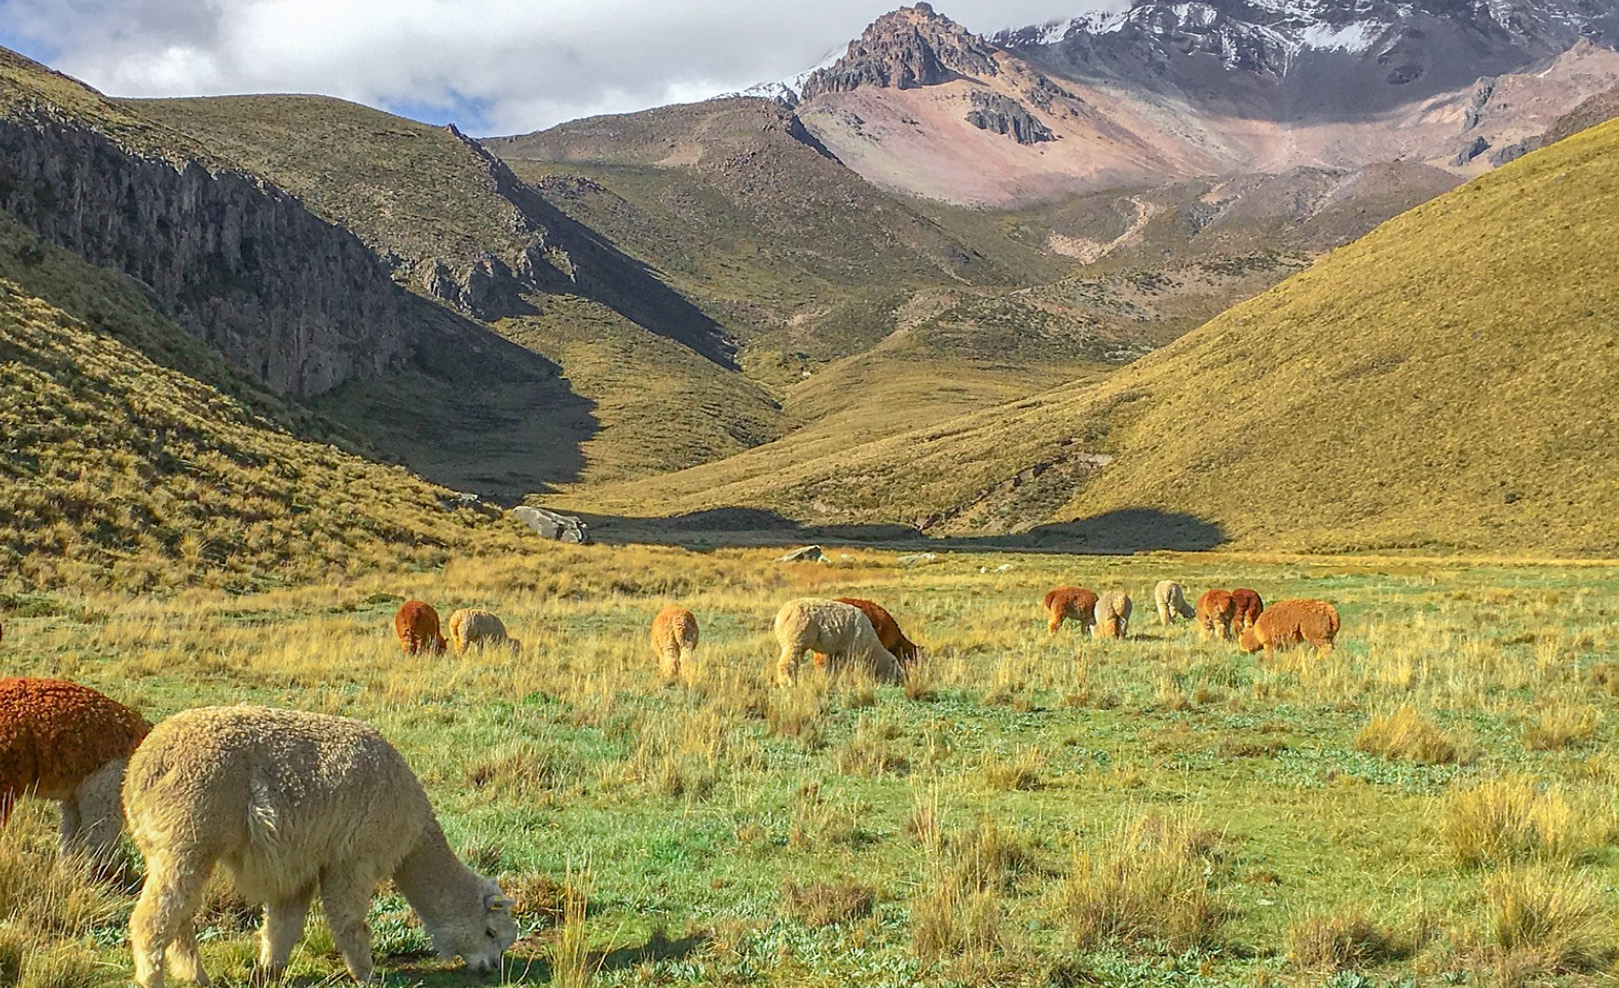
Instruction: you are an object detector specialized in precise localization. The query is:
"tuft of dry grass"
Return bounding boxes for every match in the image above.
[1481,865,1614,983]
[0,807,122,938]
[781,878,877,927]
[1522,703,1602,751]
[1056,813,1226,950]
[1286,907,1406,970]
[1354,705,1465,764]
[549,866,597,988]
[1439,777,1607,867]
[977,746,1042,792]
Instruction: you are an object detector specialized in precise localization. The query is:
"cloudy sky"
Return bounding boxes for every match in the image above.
[0,1,1101,136]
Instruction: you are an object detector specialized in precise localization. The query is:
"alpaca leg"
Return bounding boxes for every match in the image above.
[58,797,83,856]
[320,875,376,983]
[170,917,211,987]
[254,891,313,984]
[777,642,802,687]
[71,760,127,870]
[1047,609,1063,634]
[659,643,680,680]
[131,851,214,988]
[1157,602,1170,626]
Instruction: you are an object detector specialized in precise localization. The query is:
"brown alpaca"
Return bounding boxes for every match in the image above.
[394,600,447,655]
[1196,590,1237,640]
[1043,587,1099,635]
[828,598,921,668]
[651,605,700,679]
[1,678,149,861]
[1230,588,1264,632]
[1239,599,1340,658]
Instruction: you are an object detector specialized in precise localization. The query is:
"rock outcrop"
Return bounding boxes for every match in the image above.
[966,92,1054,144]
[800,3,998,99]
[0,113,426,398]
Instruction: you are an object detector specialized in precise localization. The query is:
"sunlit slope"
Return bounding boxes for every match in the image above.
[0,260,518,590]
[563,118,1619,555]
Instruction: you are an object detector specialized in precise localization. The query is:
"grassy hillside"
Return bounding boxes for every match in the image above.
[0,234,526,590]
[129,95,548,276]
[560,118,1619,556]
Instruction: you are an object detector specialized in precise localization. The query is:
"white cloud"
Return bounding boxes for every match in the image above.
[0,0,1103,134]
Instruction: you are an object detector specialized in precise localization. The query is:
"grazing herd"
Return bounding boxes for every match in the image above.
[1,573,1341,986]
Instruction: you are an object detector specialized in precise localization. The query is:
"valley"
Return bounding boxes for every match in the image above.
[3,1,1619,985]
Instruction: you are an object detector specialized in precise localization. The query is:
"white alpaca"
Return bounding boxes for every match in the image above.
[1154,581,1195,625]
[773,598,901,686]
[123,706,518,988]
[446,608,521,653]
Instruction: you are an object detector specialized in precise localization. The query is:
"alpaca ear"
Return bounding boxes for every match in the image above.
[485,892,516,912]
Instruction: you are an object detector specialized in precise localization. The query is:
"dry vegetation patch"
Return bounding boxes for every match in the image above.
[1057,813,1226,950]
[1439,777,1609,867]
[1355,705,1466,764]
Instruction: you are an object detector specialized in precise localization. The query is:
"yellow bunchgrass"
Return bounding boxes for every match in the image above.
[1439,777,1608,867]
[1056,812,1225,950]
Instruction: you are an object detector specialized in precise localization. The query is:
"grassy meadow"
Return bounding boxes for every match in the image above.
[6,543,1619,987]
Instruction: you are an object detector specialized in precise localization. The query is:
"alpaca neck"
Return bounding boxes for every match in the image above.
[393,819,481,937]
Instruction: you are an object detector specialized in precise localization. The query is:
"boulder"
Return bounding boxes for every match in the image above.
[511,506,591,543]
[778,545,827,563]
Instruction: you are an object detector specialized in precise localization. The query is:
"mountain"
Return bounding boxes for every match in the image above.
[555,115,1619,556]
[749,2,1619,205]
[125,93,792,488]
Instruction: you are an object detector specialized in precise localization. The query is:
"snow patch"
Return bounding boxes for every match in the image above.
[1299,20,1385,53]
[724,45,845,104]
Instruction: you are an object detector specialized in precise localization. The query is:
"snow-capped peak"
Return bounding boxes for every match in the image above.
[722,47,845,106]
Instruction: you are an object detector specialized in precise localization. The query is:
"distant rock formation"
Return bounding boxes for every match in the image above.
[800,3,998,98]
[966,92,1054,144]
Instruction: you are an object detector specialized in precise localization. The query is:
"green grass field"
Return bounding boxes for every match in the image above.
[7,545,1619,987]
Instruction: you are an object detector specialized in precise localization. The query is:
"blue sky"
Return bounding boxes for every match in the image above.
[0,1,1102,134]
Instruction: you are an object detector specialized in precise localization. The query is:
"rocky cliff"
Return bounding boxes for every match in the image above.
[0,106,430,399]
[800,2,999,98]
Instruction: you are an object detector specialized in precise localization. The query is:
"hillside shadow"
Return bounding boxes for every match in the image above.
[559,505,1225,553]
[313,293,599,501]
[500,172,738,370]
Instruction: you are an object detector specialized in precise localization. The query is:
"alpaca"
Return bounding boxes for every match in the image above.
[0,677,148,866]
[774,598,901,686]
[1196,590,1237,641]
[1154,581,1195,625]
[830,598,922,667]
[1042,587,1099,635]
[393,600,447,655]
[1093,591,1133,639]
[446,608,521,653]
[1239,599,1341,658]
[1230,588,1264,632]
[651,604,699,679]
[123,705,518,987]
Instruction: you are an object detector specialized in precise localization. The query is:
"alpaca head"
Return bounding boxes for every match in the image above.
[1237,628,1263,653]
[425,880,519,973]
